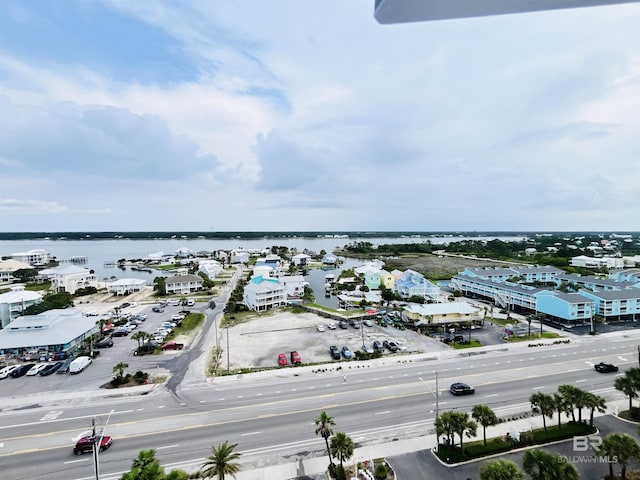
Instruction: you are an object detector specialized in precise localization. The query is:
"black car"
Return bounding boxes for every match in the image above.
[383,340,399,352]
[57,357,75,374]
[329,345,341,360]
[95,337,114,348]
[39,361,63,376]
[594,362,619,373]
[450,382,475,396]
[339,321,348,329]
[112,328,129,337]
[10,363,35,378]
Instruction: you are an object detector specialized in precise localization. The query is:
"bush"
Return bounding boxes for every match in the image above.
[375,463,388,479]
[134,371,149,385]
[334,465,346,480]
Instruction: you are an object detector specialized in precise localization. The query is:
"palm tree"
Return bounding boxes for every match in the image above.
[529,392,555,433]
[449,411,477,451]
[479,459,524,480]
[558,384,581,423]
[435,411,455,446]
[472,405,499,446]
[615,369,640,411]
[113,362,128,381]
[131,331,146,350]
[330,432,354,473]
[199,441,241,480]
[552,393,566,430]
[523,448,579,480]
[314,411,336,470]
[584,392,607,427]
[597,433,640,480]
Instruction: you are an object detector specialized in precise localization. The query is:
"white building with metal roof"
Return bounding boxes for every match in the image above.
[0,285,43,329]
[0,308,98,355]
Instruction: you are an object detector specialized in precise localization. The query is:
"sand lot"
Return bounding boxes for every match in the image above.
[225,311,452,370]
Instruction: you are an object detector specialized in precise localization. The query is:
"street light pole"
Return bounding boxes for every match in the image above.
[226,326,230,374]
[435,371,439,419]
[91,418,100,480]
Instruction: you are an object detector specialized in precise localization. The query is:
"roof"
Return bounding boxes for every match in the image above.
[374,0,639,23]
[108,278,147,286]
[39,264,92,275]
[245,281,285,294]
[539,292,593,304]
[0,287,42,304]
[165,274,203,284]
[0,308,98,350]
[404,302,480,316]
[580,289,640,301]
[0,259,33,273]
[559,273,635,288]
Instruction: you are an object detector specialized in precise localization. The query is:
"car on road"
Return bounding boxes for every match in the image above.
[290,351,301,364]
[449,382,475,396]
[373,340,384,351]
[95,337,114,348]
[10,363,35,378]
[152,306,164,313]
[39,361,63,376]
[329,345,341,360]
[327,322,337,330]
[278,353,288,366]
[341,346,353,359]
[594,362,619,373]
[74,434,113,455]
[316,324,326,332]
[26,363,48,376]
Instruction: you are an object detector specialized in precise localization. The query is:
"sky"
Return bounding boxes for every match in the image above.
[1,0,640,232]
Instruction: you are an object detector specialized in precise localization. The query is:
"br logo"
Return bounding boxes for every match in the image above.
[573,435,603,452]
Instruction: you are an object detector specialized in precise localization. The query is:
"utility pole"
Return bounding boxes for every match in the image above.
[91,418,100,480]
[226,326,230,374]
[435,371,439,419]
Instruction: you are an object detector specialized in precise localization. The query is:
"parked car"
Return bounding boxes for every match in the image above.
[351,320,360,329]
[152,306,164,313]
[10,363,35,378]
[161,341,184,351]
[0,365,19,379]
[57,357,76,374]
[26,363,48,376]
[186,299,195,306]
[362,343,374,354]
[112,328,129,337]
[69,356,92,374]
[120,302,131,308]
[290,351,301,364]
[278,353,288,366]
[450,382,475,396]
[594,362,618,373]
[373,340,384,351]
[74,434,113,455]
[363,319,373,327]
[329,345,341,360]
[383,340,399,352]
[341,346,353,359]
[39,361,63,376]
[134,344,157,356]
[316,324,326,332]
[339,321,348,329]
[327,322,337,330]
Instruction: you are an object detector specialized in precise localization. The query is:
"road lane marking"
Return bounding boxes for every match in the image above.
[40,411,63,421]
[575,379,586,383]
[375,411,391,415]
[63,459,89,464]
[157,444,179,450]
[485,394,499,398]
[241,431,260,436]
[533,386,545,390]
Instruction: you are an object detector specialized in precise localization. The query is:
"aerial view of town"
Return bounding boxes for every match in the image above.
[3,0,640,479]
[2,230,640,479]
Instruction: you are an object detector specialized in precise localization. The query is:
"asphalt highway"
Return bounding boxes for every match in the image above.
[1,331,638,480]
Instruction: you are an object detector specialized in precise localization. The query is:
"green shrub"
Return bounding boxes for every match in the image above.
[374,463,387,479]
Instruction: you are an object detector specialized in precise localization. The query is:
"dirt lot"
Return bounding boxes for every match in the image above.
[383,253,515,279]
[226,310,452,370]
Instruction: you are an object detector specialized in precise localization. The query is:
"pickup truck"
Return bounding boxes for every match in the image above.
[290,351,301,364]
[161,341,184,351]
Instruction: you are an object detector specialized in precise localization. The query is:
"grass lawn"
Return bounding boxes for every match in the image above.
[451,340,483,349]
[507,332,563,343]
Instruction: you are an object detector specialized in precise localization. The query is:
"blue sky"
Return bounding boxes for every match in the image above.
[1,0,640,232]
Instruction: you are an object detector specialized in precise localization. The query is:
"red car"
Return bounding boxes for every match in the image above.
[277,353,288,366]
[74,435,113,455]
[290,351,301,364]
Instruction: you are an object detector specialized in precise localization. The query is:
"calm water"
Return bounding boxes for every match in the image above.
[0,235,523,306]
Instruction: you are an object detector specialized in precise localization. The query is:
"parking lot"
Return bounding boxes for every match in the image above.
[224,311,511,370]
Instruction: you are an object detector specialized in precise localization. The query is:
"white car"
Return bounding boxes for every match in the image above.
[172,313,185,321]
[0,365,19,379]
[26,363,48,376]
[327,322,337,330]
[316,324,326,332]
[129,302,138,308]
[362,343,374,354]
[363,319,373,327]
